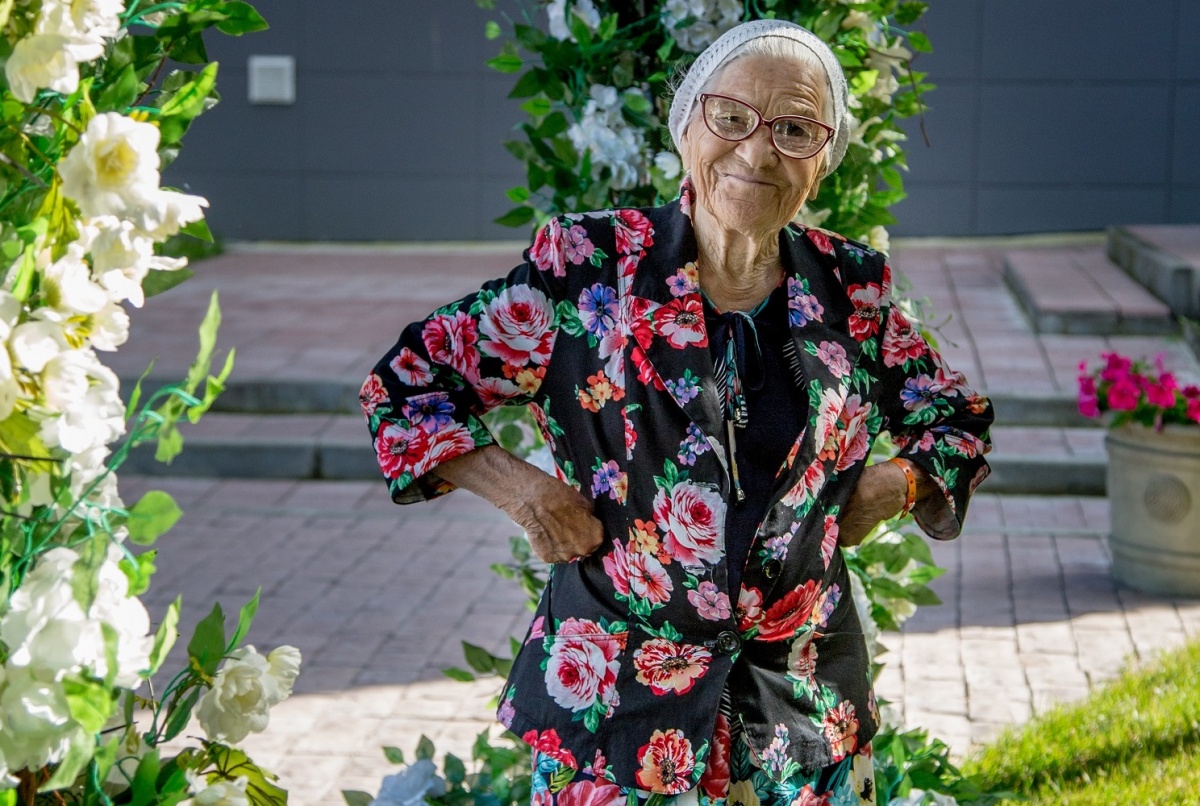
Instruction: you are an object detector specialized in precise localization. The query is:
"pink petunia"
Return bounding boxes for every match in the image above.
[1107,377,1141,411]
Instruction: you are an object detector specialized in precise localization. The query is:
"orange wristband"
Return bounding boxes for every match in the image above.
[890,458,917,517]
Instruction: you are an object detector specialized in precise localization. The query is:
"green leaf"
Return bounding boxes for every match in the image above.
[147,597,180,675]
[181,216,214,242]
[63,677,116,733]
[382,746,405,765]
[97,63,142,111]
[187,601,227,677]
[443,666,476,682]
[494,206,535,227]
[185,291,222,395]
[462,641,496,674]
[127,490,183,545]
[484,21,501,40]
[509,69,546,98]
[128,751,162,806]
[187,347,235,423]
[161,687,202,743]
[155,423,184,464]
[622,90,651,114]
[38,729,94,791]
[505,185,530,204]
[169,32,209,64]
[214,1,269,35]
[521,96,552,117]
[415,735,436,761]
[894,2,930,26]
[342,792,374,806]
[228,588,260,651]
[160,62,218,120]
[124,360,156,420]
[907,31,932,53]
[142,266,195,298]
[120,549,158,596]
[445,753,467,785]
[487,53,523,73]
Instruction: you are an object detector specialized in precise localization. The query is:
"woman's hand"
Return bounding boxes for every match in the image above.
[433,445,604,564]
[837,461,909,547]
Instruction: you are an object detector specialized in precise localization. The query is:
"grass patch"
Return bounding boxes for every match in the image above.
[963,638,1200,805]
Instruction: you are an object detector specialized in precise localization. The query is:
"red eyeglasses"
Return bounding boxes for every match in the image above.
[699,93,834,159]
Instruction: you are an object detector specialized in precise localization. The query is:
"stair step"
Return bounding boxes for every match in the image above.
[1107,225,1200,319]
[1003,247,1176,335]
[126,416,1109,496]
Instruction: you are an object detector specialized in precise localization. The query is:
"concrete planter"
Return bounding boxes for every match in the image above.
[1105,424,1200,597]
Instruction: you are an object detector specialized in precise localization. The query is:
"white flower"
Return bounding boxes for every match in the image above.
[546,0,601,41]
[654,151,682,180]
[89,544,154,688]
[181,771,252,806]
[5,34,94,103]
[43,243,108,315]
[196,645,302,744]
[131,188,209,242]
[11,319,65,373]
[90,302,131,351]
[661,0,743,53]
[0,666,79,772]
[38,348,125,453]
[47,0,125,44]
[567,85,649,190]
[82,217,155,306]
[59,113,162,220]
[867,225,890,255]
[372,759,447,806]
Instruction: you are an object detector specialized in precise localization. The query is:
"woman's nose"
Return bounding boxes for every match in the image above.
[736,124,781,166]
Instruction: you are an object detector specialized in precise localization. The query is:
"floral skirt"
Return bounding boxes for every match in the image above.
[531,710,875,806]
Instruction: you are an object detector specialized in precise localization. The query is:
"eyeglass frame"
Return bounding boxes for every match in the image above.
[697,93,834,160]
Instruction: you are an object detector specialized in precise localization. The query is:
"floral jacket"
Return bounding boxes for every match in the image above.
[360,189,994,795]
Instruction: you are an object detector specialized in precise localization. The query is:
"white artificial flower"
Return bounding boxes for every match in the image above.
[371,759,447,806]
[546,0,601,41]
[105,719,153,789]
[567,85,649,190]
[10,320,65,373]
[0,347,19,422]
[59,113,162,220]
[653,151,682,180]
[81,217,156,306]
[4,34,97,103]
[132,188,209,242]
[49,0,125,44]
[181,771,252,806]
[38,349,125,453]
[867,225,890,255]
[0,667,79,772]
[661,0,743,52]
[88,544,154,688]
[90,302,131,351]
[196,645,302,744]
[841,10,879,36]
[864,39,911,102]
[43,243,108,316]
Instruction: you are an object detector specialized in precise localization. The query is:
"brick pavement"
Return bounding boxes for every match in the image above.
[124,475,1200,806]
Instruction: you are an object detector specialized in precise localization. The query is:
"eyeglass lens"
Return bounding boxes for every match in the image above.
[703,96,828,159]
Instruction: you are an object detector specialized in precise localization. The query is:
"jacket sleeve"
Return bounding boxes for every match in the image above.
[360,216,586,504]
[875,268,995,540]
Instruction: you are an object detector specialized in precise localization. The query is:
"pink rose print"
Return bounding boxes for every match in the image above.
[834,395,872,473]
[687,581,732,621]
[755,580,820,642]
[374,422,428,480]
[736,587,764,632]
[422,310,481,384]
[793,785,831,806]
[882,309,926,368]
[823,700,860,761]
[544,619,625,716]
[613,209,655,255]
[523,729,578,768]
[636,729,695,794]
[476,376,522,408]
[781,462,826,509]
[358,373,387,416]
[653,480,725,567]
[629,551,673,604]
[943,431,984,459]
[601,539,632,597]
[633,638,711,695]
[821,515,839,569]
[479,284,556,367]
[420,423,476,476]
[807,229,835,256]
[389,347,433,386]
[528,616,546,643]
[652,297,707,349]
[815,341,850,378]
[846,283,883,341]
[786,634,818,687]
[556,779,624,806]
[530,217,567,277]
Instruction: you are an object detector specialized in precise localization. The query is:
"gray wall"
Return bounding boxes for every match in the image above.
[166,1,1199,240]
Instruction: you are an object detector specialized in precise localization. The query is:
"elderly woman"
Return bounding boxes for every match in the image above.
[361,19,992,806]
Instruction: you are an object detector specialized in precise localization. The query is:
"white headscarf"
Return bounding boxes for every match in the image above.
[667,19,850,178]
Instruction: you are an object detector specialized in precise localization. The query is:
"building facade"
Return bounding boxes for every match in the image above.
[164,0,1200,241]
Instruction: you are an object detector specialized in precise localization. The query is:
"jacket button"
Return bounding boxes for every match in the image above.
[763,559,783,579]
[716,631,740,655]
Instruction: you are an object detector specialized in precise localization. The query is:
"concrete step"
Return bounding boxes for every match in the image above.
[125,415,1110,496]
[1108,225,1200,319]
[1003,247,1176,335]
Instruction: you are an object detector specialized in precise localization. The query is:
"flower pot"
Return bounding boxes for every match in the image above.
[1105,424,1200,597]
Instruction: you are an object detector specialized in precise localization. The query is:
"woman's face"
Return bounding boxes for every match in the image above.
[681,53,828,239]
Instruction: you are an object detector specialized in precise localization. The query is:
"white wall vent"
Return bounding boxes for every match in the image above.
[248,55,295,105]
